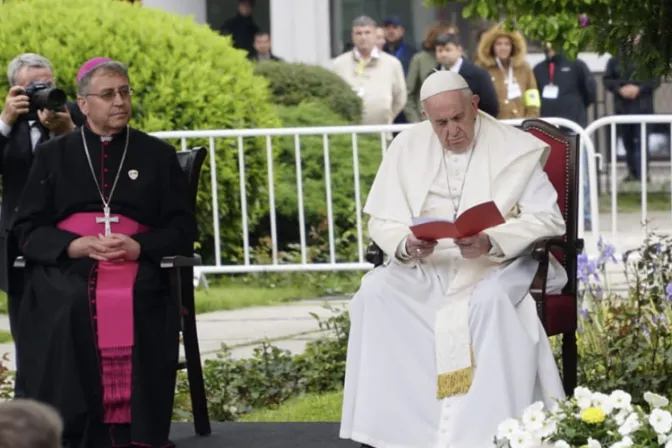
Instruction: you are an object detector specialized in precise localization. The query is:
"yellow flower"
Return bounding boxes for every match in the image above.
[581,407,606,424]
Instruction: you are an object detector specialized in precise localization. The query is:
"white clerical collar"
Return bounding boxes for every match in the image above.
[101,136,113,142]
[353,46,380,62]
[441,57,464,74]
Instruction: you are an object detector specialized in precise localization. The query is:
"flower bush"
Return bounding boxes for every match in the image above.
[495,388,672,447]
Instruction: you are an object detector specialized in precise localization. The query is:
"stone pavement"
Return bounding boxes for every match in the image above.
[0,211,670,370]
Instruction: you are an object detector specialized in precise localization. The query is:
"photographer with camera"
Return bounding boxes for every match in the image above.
[0,53,81,397]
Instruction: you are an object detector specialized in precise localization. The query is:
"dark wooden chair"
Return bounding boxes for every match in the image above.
[14,146,211,436]
[364,118,583,395]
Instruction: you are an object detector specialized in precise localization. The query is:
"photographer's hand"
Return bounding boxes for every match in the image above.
[38,108,75,136]
[0,86,30,127]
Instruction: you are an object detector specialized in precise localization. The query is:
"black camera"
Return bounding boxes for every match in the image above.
[19,81,67,122]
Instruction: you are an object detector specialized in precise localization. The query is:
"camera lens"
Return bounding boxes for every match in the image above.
[33,87,67,111]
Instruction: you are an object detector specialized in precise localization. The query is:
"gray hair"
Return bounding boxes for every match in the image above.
[6,53,53,86]
[352,15,376,28]
[77,61,130,96]
[0,399,63,448]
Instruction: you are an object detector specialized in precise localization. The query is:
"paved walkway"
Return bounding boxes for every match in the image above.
[0,211,670,370]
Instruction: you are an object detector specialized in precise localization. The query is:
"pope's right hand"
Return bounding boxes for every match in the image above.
[405,234,438,260]
[0,86,30,126]
[67,236,126,261]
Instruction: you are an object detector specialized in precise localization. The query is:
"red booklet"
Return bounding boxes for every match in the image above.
[410,201,505,240]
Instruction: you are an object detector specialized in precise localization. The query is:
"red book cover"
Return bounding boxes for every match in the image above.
[410,201,505,240]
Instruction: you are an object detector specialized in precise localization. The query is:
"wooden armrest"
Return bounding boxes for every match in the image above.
[14,256,25,268]
[365,242,384,267]
[160,254,202,268]
[531,237,584,261]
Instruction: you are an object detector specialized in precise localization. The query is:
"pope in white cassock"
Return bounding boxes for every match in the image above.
[339,71,569,448]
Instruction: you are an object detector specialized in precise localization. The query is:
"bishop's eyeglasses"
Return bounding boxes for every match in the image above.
[86,86,134,102]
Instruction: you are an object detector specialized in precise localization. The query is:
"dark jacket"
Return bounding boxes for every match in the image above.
[384,41,417,75]
[220,14,260,57]
[427,59,500,117]
[0,101,83,295]
[248,53,283,62]
[533,53,596,127]
[603,56,659,115]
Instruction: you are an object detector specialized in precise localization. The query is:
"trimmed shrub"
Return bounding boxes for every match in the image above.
[253,61,363,123]
[254,101,383,262]
[0,0,281,262]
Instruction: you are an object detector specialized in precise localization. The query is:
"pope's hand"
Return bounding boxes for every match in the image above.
[454,233,492,259]
[405,234,438,260]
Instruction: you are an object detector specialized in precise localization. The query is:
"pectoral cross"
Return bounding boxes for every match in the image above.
[96,206,119,236]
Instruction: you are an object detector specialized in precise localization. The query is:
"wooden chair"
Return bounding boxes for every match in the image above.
[14,146,211,436]
[364,118,583,395]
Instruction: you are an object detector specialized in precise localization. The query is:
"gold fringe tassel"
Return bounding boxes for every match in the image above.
[436,367,473,399]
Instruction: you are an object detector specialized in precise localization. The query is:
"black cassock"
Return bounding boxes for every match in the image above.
[12,125,195,447]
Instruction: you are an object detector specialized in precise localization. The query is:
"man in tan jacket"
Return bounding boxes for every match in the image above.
[332,16,406,125]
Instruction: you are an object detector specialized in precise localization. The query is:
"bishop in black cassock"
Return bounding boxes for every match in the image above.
[12,59,195,447]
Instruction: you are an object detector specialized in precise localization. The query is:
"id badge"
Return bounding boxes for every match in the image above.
[542,84,559,99]
[507,83,522,100]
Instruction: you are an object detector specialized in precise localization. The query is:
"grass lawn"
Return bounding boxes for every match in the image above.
[240,390,343,422]
[0,272,361,317]
[598,191,670,213]
[0,330,11,343]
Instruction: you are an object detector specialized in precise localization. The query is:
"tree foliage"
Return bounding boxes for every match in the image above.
[425,0,672,78]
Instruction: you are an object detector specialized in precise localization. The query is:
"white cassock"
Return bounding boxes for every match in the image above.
[339,112,568,448]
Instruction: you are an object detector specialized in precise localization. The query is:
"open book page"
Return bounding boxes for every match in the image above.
[411,217,454,226]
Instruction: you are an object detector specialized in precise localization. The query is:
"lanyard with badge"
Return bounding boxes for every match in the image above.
[542,61,559,99]
[496,58,522,100]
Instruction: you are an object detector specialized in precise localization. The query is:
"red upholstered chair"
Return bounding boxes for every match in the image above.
[364,118,583,395]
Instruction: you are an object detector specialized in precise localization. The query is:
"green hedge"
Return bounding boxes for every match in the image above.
[0,0,280,262]
[253,101,382,262]
[254,61,362,123]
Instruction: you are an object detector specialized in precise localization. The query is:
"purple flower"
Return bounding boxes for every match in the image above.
[666,283,672,301]
[641,323,651,340]
[580,307,589,318]
[578,14,590,28]
[655,243,662,254]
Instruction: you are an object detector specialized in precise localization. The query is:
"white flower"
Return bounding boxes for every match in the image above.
[496,418,521,439]
[574,387,593,410]
[587,438,602,448]
[507,430,536,448]
[665,440,672,448]
[658,433,672,445]
[613,406,633,426]
[609,390,632,410]
[522,402,546,433]
[592,392,615,415]
[618,413,640,436]
[649,408,672,434]
[554,441,570,448]
[610,436,633,448]
[644,392,670,408]
[535,419,557,438]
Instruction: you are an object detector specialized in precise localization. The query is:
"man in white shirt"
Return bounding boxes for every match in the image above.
[0,53,76,397]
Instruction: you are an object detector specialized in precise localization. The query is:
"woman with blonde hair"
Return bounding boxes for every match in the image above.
[476,25,540,119]
[404,22,460,122]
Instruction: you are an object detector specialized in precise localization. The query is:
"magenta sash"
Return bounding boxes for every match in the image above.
[57,212,150,424]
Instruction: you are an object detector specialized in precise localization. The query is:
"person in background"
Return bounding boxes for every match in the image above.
[0,53,80,398]
[332,16,406,126]
[0,399,63,448]
[534,42,597,230]
[603,38,660,183]
[431,33,499,117]
[382,16,417,127]
[405,22,460,122]
[476,25,540,119]
[219,0,259,58]
[249,31,282,62]
[533,42,596,128]
[382,16,417,75]
[374,26,386,51]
